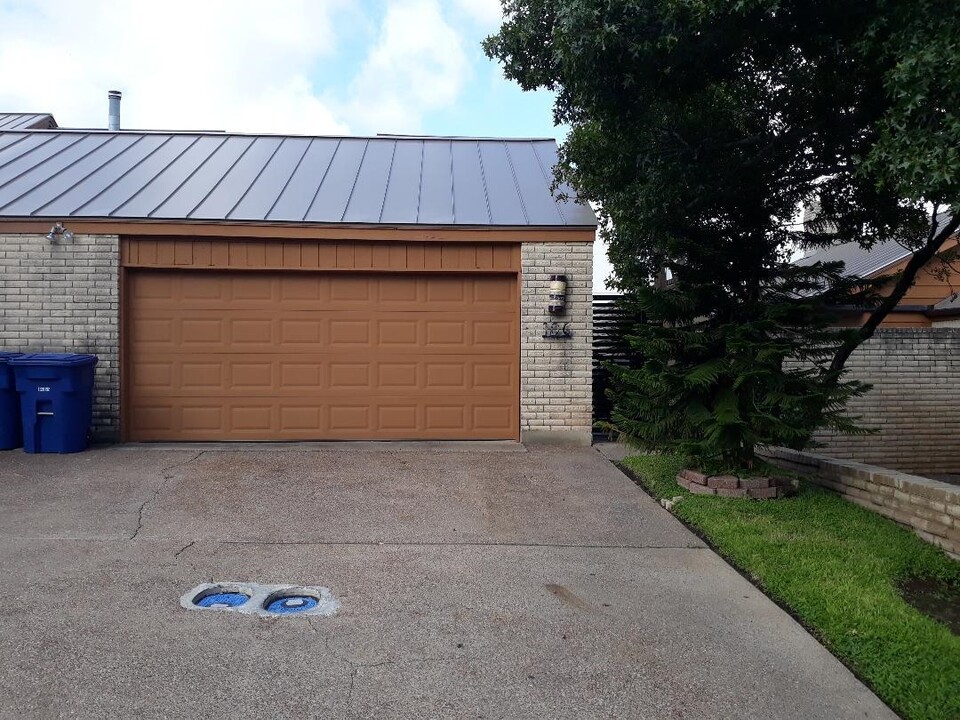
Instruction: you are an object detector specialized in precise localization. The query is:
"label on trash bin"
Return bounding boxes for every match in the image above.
[37,386,50,392]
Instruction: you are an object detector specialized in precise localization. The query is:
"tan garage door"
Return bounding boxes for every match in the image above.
[125,271,519,441]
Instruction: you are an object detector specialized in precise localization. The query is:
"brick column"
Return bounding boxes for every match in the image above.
[0,233,120,441]
[519,241,593,445]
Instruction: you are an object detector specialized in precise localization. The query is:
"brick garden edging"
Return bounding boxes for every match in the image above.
[676,469,797,499]
[759,446,960,559]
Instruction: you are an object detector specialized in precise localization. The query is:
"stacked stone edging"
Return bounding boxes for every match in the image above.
[760,446,960,559]
[676,469,796,499]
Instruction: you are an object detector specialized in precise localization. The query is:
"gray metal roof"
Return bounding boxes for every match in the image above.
[0,113,57,131]
[795,212,956,278]
[0,129,597,227]
[794,238,912,278]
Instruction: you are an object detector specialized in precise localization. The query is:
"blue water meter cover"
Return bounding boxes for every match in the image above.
[265,595,320,614]
[195,591,250,608]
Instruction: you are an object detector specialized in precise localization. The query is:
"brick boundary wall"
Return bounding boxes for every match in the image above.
[810,328,960,475]
[519,242,593,445]
[0,233,120,441]
[760,446,960,559]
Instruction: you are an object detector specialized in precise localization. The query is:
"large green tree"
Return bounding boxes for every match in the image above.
[486,0,960,470]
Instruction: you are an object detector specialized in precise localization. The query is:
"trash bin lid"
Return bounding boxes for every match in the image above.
[0,352,22,363]
[8,353,98,367]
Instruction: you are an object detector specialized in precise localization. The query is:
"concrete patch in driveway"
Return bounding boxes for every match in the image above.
[0,445,897,719]
[182,581,339,617]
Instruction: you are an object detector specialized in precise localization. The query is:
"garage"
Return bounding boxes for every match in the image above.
[0,129,597,445]
[120,236,521,442]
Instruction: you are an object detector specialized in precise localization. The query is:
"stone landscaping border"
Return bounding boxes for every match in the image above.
[676,469,797,499]
[759,446,960,559]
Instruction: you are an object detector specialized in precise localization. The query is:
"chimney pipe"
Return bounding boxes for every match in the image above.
[107,90,122,131]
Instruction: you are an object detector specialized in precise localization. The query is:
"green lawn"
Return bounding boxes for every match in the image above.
[622,453,960,720]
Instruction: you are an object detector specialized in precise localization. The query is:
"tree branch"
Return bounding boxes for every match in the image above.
[829,208,960,373]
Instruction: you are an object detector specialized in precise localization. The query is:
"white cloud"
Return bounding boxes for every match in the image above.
[342,0,469,134]
[0,0,351,133]
[452,0,503,28]
[0,0,482,137]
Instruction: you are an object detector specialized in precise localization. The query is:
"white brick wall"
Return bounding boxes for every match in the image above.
[0,233,120,440]
[519,242,593,444]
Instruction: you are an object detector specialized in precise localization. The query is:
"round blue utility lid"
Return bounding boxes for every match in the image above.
[265,595,319,614]
[194,591,250,608]
[8,353,98,367]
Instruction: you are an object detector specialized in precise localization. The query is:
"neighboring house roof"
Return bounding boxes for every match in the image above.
[794,238,912,278]
[0,129,597,227]
[0,113,58,131]
[794,211,954,279]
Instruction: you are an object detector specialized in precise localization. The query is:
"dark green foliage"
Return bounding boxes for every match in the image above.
[485,1,960,469]
[623,454,960,720]
[608,292,870,470]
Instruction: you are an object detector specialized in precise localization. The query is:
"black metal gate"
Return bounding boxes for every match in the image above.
[592,294,645,425]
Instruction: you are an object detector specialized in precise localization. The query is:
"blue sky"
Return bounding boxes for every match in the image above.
[0,0,611,287]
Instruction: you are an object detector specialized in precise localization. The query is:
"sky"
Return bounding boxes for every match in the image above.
[0,0,615,290]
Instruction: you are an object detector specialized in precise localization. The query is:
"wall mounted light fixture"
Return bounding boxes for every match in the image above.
[45,223,74,243]
[548,274,568,314]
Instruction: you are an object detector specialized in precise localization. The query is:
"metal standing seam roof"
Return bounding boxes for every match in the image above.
[794,211,956,279]
[0,129,597,227]
[0,113,58,131]
[794,238,913,279]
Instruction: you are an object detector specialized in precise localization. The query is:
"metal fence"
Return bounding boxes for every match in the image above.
[592,294,645,424]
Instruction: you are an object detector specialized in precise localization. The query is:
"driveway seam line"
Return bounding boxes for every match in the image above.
[1,537,708,550]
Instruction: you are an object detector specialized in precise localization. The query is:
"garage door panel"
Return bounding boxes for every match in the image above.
[130,272,174,299]
[473,321,514,346]
[131,354,518,396]
[329,320,371,347]
[182,318,223,345]
[473,362,513,389]
[126,270,518,440]
[131,318,174,344]
[473,275,516,304]
[473,405,513,431]
[180,362,223,389]
[182,405,223,432]
[132,396,517,441]
[229,318,275,346]
[378,363,418,388]
[279,319,323,344]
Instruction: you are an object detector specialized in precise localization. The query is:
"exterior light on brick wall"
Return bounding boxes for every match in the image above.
[548,274,567,314]
[45,223,74,243]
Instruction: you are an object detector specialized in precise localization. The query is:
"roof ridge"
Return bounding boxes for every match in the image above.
[1,127,560,143]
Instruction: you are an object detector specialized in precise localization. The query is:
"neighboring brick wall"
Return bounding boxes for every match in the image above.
[520,242,593,444]
[0,233,120,440]
[810,329,960,475]
[761,447,960,559]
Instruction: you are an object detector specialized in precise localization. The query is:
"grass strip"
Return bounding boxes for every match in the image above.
[622,453,960,720]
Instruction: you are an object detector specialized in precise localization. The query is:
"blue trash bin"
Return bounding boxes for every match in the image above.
[10,353,98,454]
[0,352,23,450]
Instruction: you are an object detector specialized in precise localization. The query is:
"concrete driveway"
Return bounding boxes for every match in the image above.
[0,443,894,719]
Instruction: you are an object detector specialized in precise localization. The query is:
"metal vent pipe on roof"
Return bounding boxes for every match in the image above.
[107,90,121,131]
